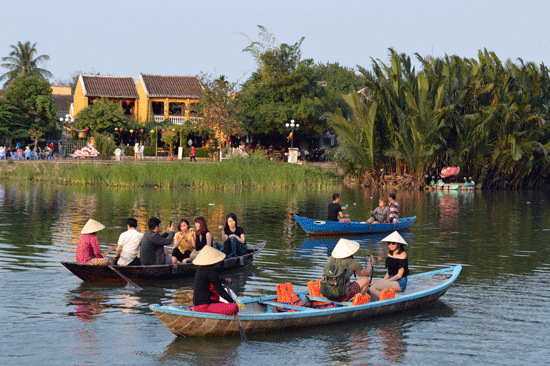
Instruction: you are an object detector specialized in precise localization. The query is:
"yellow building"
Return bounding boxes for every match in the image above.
[72,74,140,121]
[136,74,203,124]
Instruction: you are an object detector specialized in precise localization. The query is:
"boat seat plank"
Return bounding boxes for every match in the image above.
[259,301,311,312]
[307,296,352,306]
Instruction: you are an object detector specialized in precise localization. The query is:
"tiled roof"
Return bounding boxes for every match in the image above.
[81,75,139,98]
[140,74,202,98]
[51,95,73,117]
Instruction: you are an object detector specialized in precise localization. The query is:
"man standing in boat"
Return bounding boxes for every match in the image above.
[140,217,175,265]
[327,193,349,222]
[114,218,143,266]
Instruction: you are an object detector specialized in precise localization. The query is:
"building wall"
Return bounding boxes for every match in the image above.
[51,86,72,95]
[72,80,88,118]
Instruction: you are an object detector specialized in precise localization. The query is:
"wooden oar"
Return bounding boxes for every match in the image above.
[225,284,247,344]
[108,265,143,292]
[102,244,118,257]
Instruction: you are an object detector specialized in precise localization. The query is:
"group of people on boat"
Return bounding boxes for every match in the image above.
[327,192,400,224]
[75,213,248,267]
[74,192,409,317]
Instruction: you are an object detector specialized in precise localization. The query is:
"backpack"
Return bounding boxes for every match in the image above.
[320,257,354,300]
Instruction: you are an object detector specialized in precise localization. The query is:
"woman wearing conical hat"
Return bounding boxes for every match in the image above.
[369,231,409,299]
[76,219,107,265]
[320,238,375,302]
[192,246,238,315]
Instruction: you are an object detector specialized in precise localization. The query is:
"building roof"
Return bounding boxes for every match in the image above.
[80,75,139,98]
[140,74,202,98]
[51,95,73,118]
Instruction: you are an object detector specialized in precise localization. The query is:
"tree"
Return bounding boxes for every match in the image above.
[2,75,58,145]
[238,26,325,141]
[198,73,244,143]
[73,98,129,135]
[1,41,52,88]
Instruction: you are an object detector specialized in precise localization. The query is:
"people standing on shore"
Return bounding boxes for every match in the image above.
[190,145,197,162]
[327,193,349,222]
[114,218,143,266]
[140,217,175,265]
[369,231,409,299]
[388,193,399,223]
[139,143,144,160]
[367,198,389,224]
[58,142,64,159]
[76,219,108,265]
[134,143,139,161]
[120,144,126,161]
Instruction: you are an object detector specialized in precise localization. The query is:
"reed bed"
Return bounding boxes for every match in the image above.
[0,155,338,189]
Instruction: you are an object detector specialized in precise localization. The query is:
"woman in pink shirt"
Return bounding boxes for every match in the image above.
[76,219,107,265]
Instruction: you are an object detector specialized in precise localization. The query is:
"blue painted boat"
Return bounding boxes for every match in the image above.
[294,214,416,236]
[150,265,461,337]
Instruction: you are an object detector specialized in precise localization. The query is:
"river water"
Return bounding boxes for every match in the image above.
[0,183,549,365]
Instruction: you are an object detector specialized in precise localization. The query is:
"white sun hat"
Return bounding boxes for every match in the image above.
[81,219,106,234]
[331,238,360,259]
[193,245,227,266]
[381,231,408,246]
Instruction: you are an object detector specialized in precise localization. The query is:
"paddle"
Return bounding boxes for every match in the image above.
[108,265,143,292]
[225,284,247,344]
[102,244,118,257]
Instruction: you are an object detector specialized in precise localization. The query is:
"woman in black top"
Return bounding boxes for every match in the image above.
[370,231,409,299]
[192,245,238,315]
[218,213,247,257]
[186,216,212,263]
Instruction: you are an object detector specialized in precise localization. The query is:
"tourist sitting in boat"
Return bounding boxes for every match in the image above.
[186,216,213,263]
[369,231,409,299]
[172,218,195,264]
[215,213,247,258]
[76,219,108,265]
[327,193,349,222]
[140,217,175,265]
[366,198,389,224]
[388,193,399,223]
[320,238,374,302]
[192,245,238,315]
[114,218,144,266]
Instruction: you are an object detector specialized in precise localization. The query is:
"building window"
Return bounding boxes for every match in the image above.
[169,102,185,116]
[152,102,164,115]
[122,100,134,115]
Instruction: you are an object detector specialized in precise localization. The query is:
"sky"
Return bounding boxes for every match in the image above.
[1,0,549,87]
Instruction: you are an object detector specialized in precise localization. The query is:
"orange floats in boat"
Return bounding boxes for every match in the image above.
[380,287,396,300]
[351,293,370,305]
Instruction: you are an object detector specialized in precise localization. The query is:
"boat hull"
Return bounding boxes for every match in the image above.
[150,265,461,337]
[61,242,265,283]
[294,214,416,235]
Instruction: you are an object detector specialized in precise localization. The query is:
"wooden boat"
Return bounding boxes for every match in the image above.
[150,265,461,337]
[294,214,416,235]
[61,241,265,283]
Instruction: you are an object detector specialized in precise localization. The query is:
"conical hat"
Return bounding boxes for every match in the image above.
[331,238,360,259]
[81,219,106,234]
[381,231,408,245]
[193,245,226,266]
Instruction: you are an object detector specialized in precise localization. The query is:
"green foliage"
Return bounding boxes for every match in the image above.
[93,133,116,159]
[160,129,178,156]
[0,154,338,189]
[1,75,58,142]
[73,98,129,134]
[333,48,550,188]
[0,41,52,88]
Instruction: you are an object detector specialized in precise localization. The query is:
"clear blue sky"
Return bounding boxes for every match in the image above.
[1,0,549,86]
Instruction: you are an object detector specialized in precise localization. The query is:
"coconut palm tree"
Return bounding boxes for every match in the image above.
[0,41,52,87]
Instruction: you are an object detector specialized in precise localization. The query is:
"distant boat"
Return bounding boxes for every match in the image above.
[150,265,462,337]
[294,214,416,236]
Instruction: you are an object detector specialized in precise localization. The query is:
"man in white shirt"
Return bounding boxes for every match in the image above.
[114,218,144,266]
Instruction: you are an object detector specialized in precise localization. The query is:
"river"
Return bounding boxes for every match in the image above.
[0,183,548,365]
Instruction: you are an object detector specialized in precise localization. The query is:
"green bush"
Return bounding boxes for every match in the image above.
[144,146,155,156]
[182,147,209,157]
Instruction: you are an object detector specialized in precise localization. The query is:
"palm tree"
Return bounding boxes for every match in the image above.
[0,41,52,87]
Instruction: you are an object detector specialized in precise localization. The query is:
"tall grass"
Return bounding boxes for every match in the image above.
[0,154,338,189]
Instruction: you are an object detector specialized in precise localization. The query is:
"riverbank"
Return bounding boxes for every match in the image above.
[0,155,340,189]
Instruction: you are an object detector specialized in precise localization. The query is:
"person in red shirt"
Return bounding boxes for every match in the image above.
[76,219,107,265]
